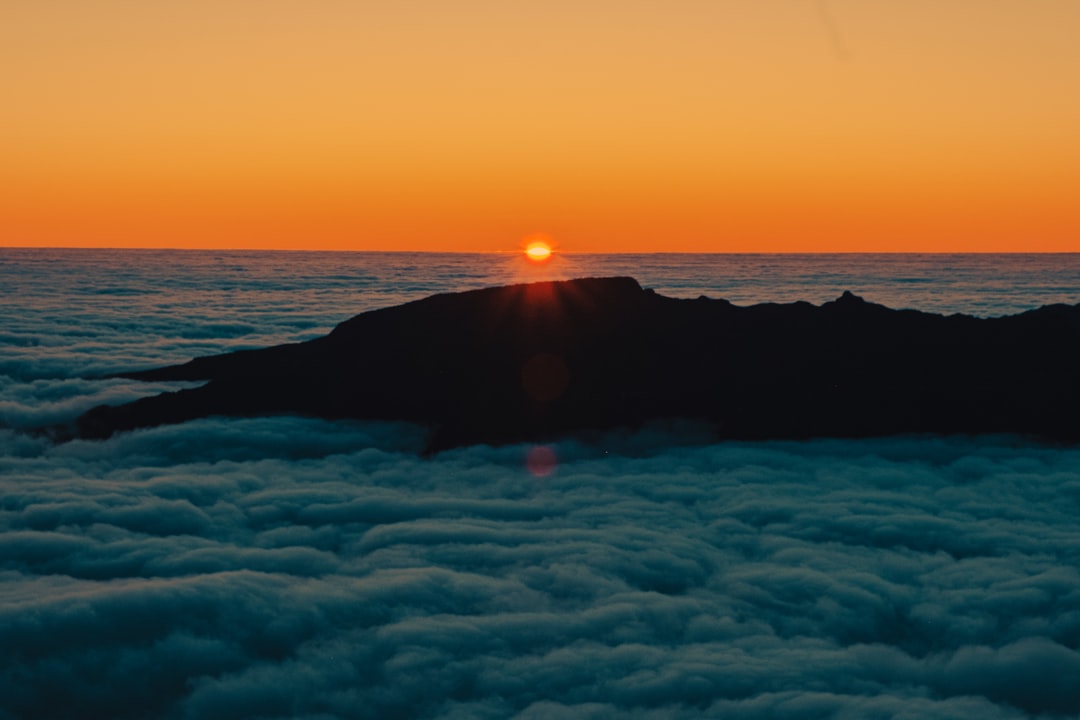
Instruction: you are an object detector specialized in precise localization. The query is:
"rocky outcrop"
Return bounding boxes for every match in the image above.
[75,277,1080,450]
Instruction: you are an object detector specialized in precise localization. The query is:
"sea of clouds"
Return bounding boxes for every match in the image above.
[3,417,1080,719]
[3,250,1080,719]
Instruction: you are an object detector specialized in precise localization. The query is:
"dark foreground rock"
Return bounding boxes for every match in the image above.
[75,277,1080,450]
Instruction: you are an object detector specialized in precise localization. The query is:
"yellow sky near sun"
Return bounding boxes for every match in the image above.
[2,1,1078,252]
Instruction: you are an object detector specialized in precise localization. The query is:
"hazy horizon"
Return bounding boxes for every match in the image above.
[5,247,1080,256]
[4,250,1080,719]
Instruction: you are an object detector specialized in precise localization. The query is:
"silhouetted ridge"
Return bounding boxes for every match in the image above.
[74,276,1080,450]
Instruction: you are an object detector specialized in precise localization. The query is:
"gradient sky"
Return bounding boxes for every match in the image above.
[3,1,1078,252]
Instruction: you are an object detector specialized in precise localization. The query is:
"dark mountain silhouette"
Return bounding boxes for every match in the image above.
[75,277,1080,451]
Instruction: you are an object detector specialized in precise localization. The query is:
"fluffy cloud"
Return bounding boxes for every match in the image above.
[5,250,1080,718]
[3,419,1080,719]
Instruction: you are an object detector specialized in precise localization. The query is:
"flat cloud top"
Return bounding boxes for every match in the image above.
[5,252,1080,718]
[3,420,1080,719]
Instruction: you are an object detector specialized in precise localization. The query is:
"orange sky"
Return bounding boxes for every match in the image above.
[2,1,1078,252]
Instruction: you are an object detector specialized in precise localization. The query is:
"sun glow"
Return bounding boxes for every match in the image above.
[525,241,552,262]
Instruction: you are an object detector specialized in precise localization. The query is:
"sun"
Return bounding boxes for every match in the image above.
[525,240,552,262]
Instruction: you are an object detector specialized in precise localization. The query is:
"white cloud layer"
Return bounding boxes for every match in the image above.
[3,420,1080,719]
[5,251,1080,718]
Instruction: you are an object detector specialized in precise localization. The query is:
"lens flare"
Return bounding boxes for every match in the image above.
[526,445,558,477]
[521,353,569,404]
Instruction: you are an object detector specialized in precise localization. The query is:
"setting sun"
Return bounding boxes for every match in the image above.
[525,241,552,262]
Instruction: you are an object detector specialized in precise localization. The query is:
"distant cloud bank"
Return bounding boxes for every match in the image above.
[5,253,1080,717]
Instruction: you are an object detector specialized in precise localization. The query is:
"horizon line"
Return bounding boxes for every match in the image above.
[3,245,1079,256]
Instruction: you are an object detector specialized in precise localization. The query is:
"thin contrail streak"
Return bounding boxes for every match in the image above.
[816,0,851,62]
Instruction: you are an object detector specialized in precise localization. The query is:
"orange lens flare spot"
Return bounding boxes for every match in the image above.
[526,445,558,477]
[521,353,569,404]
[525,241,552,262]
